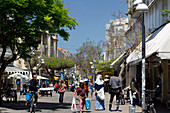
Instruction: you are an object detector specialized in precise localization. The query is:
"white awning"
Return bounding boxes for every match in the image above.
[30,75,48,80]
[126,23,170,64]
[110,52,126,68]
[7,73,28,79]
[4,65,29,75]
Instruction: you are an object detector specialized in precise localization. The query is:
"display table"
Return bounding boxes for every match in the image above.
[39,87,54,97]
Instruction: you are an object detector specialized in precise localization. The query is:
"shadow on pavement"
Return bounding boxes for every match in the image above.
[0,100,72,112]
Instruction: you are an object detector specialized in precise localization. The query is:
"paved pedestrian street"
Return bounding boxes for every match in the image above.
[0,91,169,113]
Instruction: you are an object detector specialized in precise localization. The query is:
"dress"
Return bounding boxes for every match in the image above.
[95,83,105,110]
[88,83,93,93]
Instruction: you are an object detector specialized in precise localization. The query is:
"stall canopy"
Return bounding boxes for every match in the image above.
[4,64,29,75]
[126,23,170,65]
[30,75,48,80]
[110,52,126,68]
[7,73,28,79]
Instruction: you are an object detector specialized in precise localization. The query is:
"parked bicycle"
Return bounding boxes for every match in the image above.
[166,96,170,110]
[144,85,159,113]
[26,91,36,113]
[1,90,15,107]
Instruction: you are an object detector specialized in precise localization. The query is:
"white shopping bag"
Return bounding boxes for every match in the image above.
[97,87,105,100]
[71,97,77,111]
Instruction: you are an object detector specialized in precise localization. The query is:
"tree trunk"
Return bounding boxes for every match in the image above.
[0,63,7,103]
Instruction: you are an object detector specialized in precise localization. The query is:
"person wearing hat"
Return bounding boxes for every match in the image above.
[73,80,87,113]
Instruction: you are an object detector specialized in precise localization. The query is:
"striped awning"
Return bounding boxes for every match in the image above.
[4,64,29,75]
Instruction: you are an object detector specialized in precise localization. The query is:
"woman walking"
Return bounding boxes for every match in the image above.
[95,75,105,110]
[130,77,138,106]
[58,80,66,104]
[89,78,94,100]
[73,80,86,113]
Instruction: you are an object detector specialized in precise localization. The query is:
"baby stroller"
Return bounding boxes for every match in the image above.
[119,90,125,105]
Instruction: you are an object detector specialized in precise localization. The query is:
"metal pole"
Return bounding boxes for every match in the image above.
[28,59,31,80]
[93,63,95,82]
[141,12,146,113]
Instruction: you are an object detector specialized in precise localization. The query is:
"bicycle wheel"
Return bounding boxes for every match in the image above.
[30,96,35,113]
[166,100,170,109]
[150,108,156,113]
[1,95,13,107]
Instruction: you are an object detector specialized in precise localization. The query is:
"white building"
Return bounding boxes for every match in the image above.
[125,0,170,103]
[104,18,129,61]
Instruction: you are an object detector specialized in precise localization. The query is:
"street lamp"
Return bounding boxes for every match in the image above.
[135,1,148,113]
[90,61,95,83]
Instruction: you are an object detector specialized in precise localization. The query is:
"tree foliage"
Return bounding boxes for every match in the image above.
[43,57,74,80]
[74,39,104,75]
[44,57,74,70]
[0,0,78,76]
[95,60,120,72]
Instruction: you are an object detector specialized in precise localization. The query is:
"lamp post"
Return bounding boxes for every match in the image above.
[135,0,148,113]
[90,60,96,83]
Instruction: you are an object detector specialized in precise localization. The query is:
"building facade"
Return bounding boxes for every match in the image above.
[104,18,129,61]
[125,0,170,103]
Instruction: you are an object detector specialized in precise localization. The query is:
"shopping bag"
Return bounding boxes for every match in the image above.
[85,98,91,110]
[71,97,77,111]
[97,87,105,100]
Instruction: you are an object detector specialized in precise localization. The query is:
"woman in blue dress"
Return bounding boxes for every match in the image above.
[95,75,105,110]
[89,78,94,100]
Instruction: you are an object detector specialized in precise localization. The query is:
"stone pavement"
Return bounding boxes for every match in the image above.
[0,91,169,113]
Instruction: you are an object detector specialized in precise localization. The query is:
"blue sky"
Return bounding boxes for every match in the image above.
[58,0,128,53]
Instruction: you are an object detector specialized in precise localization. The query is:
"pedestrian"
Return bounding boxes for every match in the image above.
[109,71,121,112]
[73,80,87,113]
[95,74,105,111]
[70,81,75,92]
[58,80,66,104]
[54,82,58,93]
[130,77,138,107]
[89,78,94,100]
[84,78,89,97]
[49,82,53,87]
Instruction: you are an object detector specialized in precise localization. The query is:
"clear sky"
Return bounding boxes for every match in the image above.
[58,0,128,53]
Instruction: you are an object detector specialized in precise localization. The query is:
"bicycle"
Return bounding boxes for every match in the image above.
[144,85,159,113]
[1,90,15,107]
[166,96,170,110]
[26,91,36,113]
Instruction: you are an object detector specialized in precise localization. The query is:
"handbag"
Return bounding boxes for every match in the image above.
[71,97,77,111]
[97,87,105,100]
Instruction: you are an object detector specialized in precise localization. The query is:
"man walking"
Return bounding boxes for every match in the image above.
[109,71,121,112]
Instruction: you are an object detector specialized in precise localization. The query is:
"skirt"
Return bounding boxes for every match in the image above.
[95,95,105,110]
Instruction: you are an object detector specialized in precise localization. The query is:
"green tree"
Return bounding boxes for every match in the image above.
[0,0,78,93]
[74,39,103,76]
[43,57,74,81]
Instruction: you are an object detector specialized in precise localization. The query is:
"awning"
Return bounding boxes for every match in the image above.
[4,64,29,75]
[126,23,170,65]
[30,75,49,80]
[110,52,126,68]
[7,73,28,79]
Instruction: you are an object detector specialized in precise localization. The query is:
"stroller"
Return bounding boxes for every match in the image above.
[119,90,125,105]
